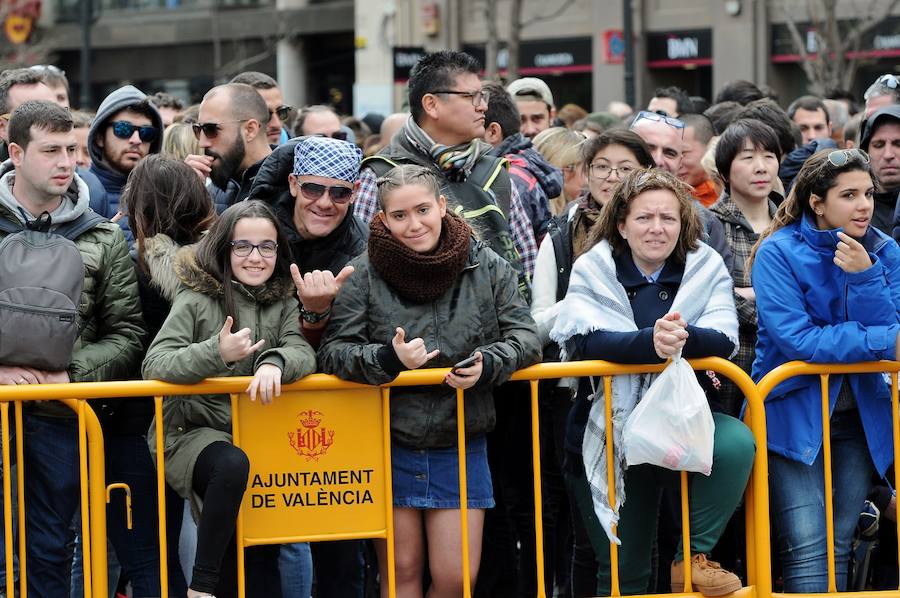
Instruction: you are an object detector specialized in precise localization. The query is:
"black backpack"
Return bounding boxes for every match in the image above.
[0,211,103,370]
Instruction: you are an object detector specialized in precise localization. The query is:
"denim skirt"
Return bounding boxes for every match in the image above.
[391,435,494,509]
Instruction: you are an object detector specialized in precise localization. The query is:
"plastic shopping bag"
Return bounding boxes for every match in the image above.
[623,352,715,475]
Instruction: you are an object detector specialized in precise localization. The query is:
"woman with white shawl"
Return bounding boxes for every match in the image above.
[550,169,755,596]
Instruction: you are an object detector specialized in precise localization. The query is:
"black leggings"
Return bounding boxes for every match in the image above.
[190,441,250,594]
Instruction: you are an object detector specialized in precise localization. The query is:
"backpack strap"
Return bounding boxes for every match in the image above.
[547,216,574,301]
[52,211,106,241]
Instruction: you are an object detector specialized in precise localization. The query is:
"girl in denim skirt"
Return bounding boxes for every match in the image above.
[319,164,541,597]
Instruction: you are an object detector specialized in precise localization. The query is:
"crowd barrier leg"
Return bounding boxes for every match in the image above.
[2,403,14,598]
[893,373,900,593]
[154,395,169,598]
[529,379,547,598]
[381,387,396,598]
[456,387,472,598]
[819,374,838,593]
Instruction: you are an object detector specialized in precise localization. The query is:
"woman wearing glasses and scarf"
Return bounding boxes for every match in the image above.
[550,169,754,597]
[750,149,900,593]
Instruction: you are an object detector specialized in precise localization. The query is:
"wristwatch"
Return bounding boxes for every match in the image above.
[300,304,332,324]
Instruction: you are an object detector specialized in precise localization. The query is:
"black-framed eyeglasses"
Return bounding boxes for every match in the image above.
[269,105,293,121]
[296,181,354,204]
[191,120,248,140]
[826,148,870,167]
[589,163,636,180]
[111,121,159,143]
[878,74,900,90]
[630,110,685,130]
[431,89,491,106]
[230,240,278,258]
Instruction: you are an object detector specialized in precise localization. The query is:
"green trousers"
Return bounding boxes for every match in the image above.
[568,412,755,596]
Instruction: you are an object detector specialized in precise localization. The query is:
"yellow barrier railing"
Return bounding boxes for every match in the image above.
[0,358,894,598]
[757,360,900,598]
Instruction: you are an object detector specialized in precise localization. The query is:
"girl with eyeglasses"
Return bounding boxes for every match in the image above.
[749,148,900,592]
[531,129,655,594]
[319,164,541,597]
[143,200,316,598]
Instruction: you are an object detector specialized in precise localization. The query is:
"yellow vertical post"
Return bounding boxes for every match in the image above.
[14,402,24,598]
[381,388,396,598]
[820,374,837,593]
[1,403,13,598]
[232,394,246,598]
[456,387,471,598]
[892,372,900,591]
[679,471,692,592]
[604,375,620,597]
[153,396,169,598]
[529,380,546,598]
[77,401,93,598]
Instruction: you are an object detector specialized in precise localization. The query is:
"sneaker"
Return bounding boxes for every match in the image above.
[671,554,742,596]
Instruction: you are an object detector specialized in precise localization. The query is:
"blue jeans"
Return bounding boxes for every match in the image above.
[769,409,875,593]
[279,543,312,598]
[23,414,81,597]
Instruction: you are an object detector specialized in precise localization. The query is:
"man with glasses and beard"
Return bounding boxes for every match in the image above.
[185,83,273,213]
[248,134,370,598]
[87,85,163,244]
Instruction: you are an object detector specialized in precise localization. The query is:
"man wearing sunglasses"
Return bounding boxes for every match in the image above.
[88,85,163,245]
[864,74,900,118]
[297,105,352,142]
[247,134,369,598]
[186,83,274,214]
[859,105,900,238]
[230,71,293,145]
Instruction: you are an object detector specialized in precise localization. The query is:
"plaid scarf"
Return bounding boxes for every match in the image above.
[402,115,491,182]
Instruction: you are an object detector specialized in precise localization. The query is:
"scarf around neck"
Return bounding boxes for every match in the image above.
[402,115,491,182]
[549,240,738,544]
[368,212,472,303]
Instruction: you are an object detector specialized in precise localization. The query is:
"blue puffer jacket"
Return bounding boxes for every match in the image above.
[752,213,900,475]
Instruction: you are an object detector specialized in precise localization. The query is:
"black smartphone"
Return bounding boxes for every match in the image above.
[451,355,479,373]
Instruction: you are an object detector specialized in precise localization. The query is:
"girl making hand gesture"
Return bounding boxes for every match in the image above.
[143,201,316,598]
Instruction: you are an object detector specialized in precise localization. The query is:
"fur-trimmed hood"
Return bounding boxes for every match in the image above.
[173,243,293,305]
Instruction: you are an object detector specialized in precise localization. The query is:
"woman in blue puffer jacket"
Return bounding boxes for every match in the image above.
[750,148,900,593]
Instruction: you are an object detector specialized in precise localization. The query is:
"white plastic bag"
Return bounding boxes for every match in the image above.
[623,352,715,475]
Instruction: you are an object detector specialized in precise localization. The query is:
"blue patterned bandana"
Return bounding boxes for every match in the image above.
[292,136,363,182]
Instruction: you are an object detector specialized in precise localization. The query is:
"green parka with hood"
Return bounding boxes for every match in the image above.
[0,165,146,416]
[142,248,316,503]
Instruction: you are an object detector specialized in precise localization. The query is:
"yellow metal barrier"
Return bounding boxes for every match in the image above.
[0,358,768,598]
[757,360,900,598]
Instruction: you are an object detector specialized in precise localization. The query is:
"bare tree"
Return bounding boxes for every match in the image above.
[479,0,577,82]
[776,0,900,94]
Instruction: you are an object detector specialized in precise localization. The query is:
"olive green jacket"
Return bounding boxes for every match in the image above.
[0,173,146,417]
[318,241,542,449]
[142,249,316,503]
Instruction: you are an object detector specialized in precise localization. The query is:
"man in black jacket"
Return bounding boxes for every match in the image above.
[858,106,900,239]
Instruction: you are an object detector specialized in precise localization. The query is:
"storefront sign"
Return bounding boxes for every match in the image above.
[462,37,593,75]
[603,30,626,64]
[393,46,426,82]
[772,17,900,62]
[646,30,712,68]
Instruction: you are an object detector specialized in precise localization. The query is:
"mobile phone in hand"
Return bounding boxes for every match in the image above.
[451,355,479,374]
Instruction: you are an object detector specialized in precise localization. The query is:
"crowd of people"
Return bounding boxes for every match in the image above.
[0,52,899,598]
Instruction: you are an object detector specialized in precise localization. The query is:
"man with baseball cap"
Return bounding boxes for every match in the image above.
[507,76,556,139]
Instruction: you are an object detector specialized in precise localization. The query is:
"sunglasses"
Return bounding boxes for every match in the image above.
[296,181,354,204]
[269,105,293,121]
[111,121,159,143]
[878,74,900,89]
[230,240,278,258]
[826,148,869,167]
[630,110,685,130]
[313,131,348,141]
[191,120,248,140]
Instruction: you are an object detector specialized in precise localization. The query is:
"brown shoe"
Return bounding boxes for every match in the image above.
[671,554,742,596]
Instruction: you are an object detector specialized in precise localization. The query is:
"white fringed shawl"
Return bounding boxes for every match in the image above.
[549,240,738,543]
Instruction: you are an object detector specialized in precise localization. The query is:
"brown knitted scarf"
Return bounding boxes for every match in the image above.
[368,213,472,303]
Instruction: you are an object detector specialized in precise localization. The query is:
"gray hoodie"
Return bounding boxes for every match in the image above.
[0,160,91,227]
[87,85,163,168]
